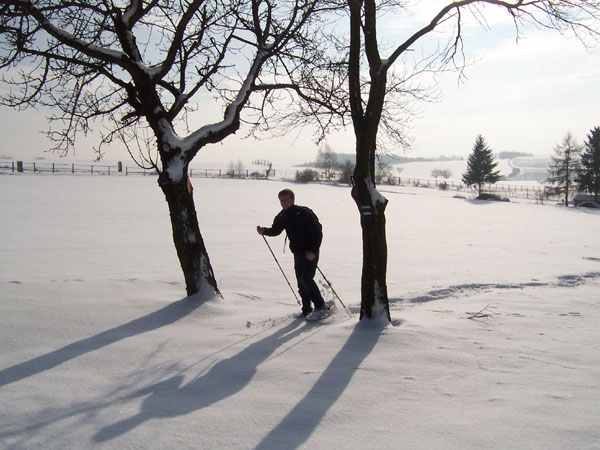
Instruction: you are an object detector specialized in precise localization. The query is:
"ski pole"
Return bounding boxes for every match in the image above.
[261,235,301,305]
[317,266,351,316]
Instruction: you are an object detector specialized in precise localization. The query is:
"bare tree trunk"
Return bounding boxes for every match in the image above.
[351,175,390,321]
[351,131,391,321]
[564,160,571,206]
[158,172,220,298]
[347,0,391,322]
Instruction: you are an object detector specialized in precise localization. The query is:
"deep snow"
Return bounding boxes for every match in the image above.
[1,173,599,449]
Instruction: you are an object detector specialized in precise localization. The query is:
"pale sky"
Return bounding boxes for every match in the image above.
[1,2,598,167]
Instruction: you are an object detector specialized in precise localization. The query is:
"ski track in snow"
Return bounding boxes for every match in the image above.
[391,270,600,306]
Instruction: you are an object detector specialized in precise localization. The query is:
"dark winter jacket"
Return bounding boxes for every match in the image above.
[263,205,323,255]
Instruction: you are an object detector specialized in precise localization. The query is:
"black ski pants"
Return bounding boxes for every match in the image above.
[294,251,326,315]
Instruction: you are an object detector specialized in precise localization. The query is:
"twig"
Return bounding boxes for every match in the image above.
[466,304,492,320]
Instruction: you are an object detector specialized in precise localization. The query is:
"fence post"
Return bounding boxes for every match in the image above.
[118,161,123,172]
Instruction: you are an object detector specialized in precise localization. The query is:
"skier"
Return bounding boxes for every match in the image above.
[257,189,329,318]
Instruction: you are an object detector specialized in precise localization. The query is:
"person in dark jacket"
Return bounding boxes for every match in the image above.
[257,188,328,317]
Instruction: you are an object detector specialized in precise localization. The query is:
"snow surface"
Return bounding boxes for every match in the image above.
[1,174,599,449]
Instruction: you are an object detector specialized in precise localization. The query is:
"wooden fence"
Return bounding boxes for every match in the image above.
[0,160,157,175]
[0,160,286,179]
[1,160,560,203]
[398,176,555,202]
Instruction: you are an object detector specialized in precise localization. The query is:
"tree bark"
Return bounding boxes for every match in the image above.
[158,171,221,298]
[351,121,391,321]
[351,173,390,321]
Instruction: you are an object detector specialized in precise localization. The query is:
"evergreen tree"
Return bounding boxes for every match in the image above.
[546,132,582,206]
[576,127,600,201]
[462,135,502,195]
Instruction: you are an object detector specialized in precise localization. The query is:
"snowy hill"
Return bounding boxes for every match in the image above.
[391,156,550,183]
[506,156,552,181]
[1,174,599,449]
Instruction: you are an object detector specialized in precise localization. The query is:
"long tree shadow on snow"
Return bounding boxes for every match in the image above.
[93,319,310,443]
[0,296,207,388]
[254,323,382,450]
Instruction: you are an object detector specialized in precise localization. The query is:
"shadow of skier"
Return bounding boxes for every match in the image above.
[93,319,309,443]
[254,322,382,450]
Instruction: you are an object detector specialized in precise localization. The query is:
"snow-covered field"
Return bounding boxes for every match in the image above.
[1,173,599,449]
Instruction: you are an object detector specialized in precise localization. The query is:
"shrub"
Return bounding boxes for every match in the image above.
[384,175,397,185]
[296,168,318,183]
[338,160,355,185]
[431,169,452,179]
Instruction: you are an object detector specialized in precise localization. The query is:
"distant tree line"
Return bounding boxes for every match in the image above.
[298,152,464,169]
[297,143,404,186]
[498,151,533,159]
[297,143,359,184]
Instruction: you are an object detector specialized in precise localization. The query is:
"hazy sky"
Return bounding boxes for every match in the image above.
[1,2,598,167]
